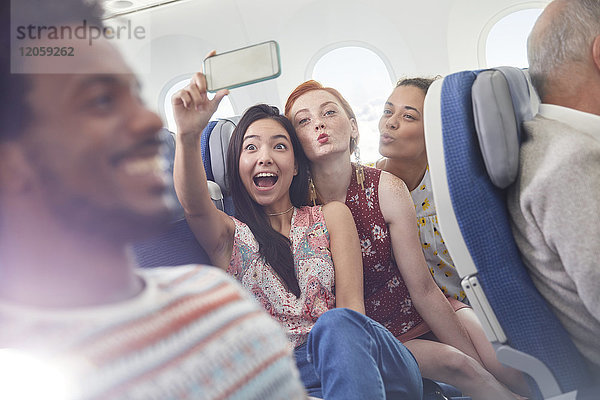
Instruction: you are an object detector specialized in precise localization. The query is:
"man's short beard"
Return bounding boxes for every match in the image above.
[55,193,177,243]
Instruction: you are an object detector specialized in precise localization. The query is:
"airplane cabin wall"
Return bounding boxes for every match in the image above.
[106,0,548,123]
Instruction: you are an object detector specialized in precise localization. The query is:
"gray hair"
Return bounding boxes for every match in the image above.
[527,0,600,99]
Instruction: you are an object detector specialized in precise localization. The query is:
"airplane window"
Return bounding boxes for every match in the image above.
[485,8,543,68]
[312,46,393,164]
[161,77,235,134]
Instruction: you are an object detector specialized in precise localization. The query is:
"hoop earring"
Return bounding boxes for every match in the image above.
[354,144,365,190]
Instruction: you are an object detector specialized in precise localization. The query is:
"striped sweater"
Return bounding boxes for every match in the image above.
[0,265,306,400]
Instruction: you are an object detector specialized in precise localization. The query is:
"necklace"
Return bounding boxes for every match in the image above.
[266,205,294,216]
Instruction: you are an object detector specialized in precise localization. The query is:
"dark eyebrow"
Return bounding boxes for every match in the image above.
[242,134,260,142]
[243,134,290,143]
[75,74,140,92]
[404,105,422,116]
[385,101,422,116]
[271,134,291,142]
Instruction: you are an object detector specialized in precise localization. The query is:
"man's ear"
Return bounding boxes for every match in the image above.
[592,35,600,72]
[0,142,34,194]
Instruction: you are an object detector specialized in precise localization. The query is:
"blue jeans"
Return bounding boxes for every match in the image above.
[294,308,423,400]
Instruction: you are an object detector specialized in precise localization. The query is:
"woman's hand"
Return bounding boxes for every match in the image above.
[172,54,228,137]
[323,201,366,315]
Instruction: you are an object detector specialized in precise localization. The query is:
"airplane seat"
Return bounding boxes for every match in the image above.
[132,126,223,268]
[200,120,219,182]
[207,116,241,216]
[423,66,597,399]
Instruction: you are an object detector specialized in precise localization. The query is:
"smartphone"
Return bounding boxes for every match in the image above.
[203,40,281,92]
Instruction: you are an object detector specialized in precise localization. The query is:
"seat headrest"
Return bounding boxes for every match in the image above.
[209,116,241,194]
[159,128,185,220]
[471,67,537,188]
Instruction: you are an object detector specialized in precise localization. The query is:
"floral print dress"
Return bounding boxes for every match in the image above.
[346,165,428,341]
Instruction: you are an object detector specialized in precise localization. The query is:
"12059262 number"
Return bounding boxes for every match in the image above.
[19,47,75,56]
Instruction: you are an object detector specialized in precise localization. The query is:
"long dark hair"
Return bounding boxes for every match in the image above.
[227,104,309,297]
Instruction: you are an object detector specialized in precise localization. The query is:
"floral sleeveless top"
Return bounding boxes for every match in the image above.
[346,165,426,340]
[228,206,335,348]
[412,168,466,301]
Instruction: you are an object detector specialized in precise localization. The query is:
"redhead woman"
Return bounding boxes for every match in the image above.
[171,72,422,400]
[285,80,528,399]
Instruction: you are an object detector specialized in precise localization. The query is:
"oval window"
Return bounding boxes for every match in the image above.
[161,77,235,134]
[312,46,394,164]
[485,8,544,68]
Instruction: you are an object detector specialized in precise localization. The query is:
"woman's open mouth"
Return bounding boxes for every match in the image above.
[253,172,279,188]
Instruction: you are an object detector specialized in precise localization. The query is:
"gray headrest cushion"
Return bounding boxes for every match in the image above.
[161,128,185,221]
[471,67,534,188]
[209,116,241,194]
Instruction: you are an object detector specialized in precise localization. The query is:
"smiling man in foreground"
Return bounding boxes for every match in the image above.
[0,1,305,398]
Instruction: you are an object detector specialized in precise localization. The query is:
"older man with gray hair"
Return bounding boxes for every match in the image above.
[508,0,600,380]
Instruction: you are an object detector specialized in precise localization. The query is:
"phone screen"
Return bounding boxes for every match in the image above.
[203,41,281,92]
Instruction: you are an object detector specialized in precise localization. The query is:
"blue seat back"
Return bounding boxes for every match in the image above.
[434,68,593,396]
[132,218,211,268]
[133,124,219,268]
[208,116,241,216]
[201,120,219,181]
